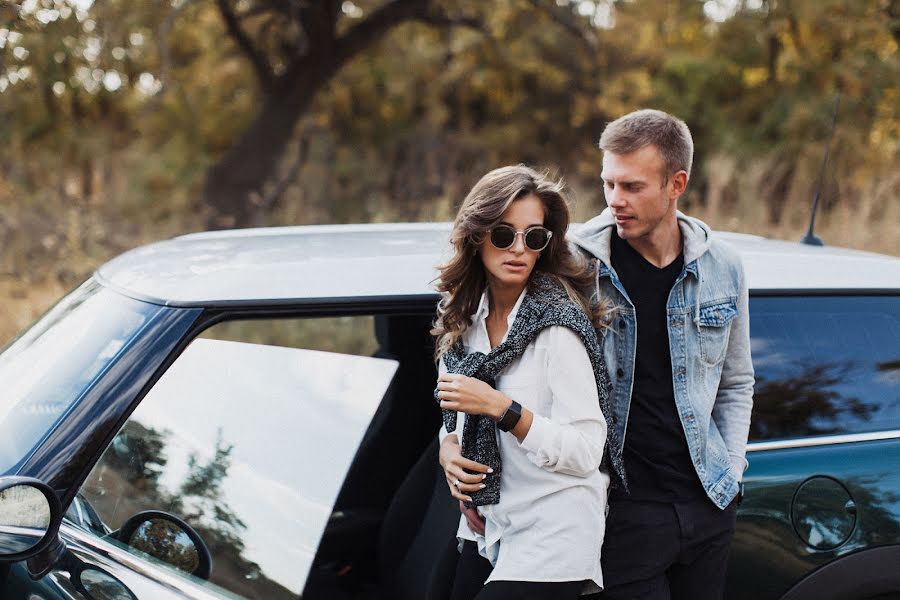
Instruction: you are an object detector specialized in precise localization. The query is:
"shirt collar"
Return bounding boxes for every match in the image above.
[474,290,490,320]
[472,286,528,329]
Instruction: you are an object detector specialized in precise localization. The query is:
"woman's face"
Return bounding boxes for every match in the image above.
[479,194,546,292]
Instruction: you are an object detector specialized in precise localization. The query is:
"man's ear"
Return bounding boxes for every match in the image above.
[669,170,688,200]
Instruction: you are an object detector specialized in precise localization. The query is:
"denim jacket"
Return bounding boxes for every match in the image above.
[570,209,754,509]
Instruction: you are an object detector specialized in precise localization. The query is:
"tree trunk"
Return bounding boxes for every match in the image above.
[200,0,473,229]
[202,92,309,229]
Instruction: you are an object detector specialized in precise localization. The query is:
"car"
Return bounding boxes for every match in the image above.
[0,222,898,600]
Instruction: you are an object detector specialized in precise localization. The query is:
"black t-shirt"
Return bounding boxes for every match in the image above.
[609,230,706,501]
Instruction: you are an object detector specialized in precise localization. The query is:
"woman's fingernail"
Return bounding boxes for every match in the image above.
[481,474,487,480]
[487,468,494,473]
[479,484,486,489]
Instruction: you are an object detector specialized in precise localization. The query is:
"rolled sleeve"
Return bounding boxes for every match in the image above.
[520,412,551,454]
[518,327,607,477]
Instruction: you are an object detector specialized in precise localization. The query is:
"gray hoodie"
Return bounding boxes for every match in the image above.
[568,208,754,509]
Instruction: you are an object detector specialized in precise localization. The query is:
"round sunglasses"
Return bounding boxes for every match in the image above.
[488,225,553,252]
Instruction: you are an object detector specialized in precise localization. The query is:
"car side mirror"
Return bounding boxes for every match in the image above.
[53,548,137,600]
[76,566,138,600]
[0,477,62,562]
[107,510,212,580]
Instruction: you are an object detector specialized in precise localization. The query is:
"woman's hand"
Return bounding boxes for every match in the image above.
[439,435,488,535]
[436,373,510,419]
[439,434,491,502]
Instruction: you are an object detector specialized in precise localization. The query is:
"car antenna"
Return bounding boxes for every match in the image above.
[801,92,841,246]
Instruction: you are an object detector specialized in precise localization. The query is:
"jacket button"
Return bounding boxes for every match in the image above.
[616,368,625,377]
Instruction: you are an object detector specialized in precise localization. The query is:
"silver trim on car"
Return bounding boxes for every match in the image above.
[59,523,224,600]
[747,430,900,452]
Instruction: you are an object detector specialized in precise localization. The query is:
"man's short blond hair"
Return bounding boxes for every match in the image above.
[599,109,693,179]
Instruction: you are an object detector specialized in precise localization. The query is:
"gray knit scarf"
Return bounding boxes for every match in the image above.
[438,273,626,508]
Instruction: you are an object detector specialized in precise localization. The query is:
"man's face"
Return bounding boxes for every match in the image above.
[600,145,683,242]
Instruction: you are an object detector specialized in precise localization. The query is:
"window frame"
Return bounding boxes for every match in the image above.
[56,295,440,598]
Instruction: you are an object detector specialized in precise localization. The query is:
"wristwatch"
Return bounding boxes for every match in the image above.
[497,400,522,432]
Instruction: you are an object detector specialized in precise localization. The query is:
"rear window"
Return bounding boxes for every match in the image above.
[748,295,900,441]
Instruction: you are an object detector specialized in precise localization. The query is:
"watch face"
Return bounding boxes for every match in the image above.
[499,400,522,431]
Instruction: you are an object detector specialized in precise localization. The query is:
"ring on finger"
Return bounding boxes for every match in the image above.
[453,479,460,488]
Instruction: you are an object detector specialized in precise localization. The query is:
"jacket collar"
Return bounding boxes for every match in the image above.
[569,208,712,269]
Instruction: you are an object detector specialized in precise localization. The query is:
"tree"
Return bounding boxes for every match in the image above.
[178,430,247,555]
[202,0,483,228]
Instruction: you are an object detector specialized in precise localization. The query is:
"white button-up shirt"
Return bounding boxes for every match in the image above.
[440,288,609,593]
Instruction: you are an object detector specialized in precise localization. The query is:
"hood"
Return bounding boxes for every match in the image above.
[569,208,713,267]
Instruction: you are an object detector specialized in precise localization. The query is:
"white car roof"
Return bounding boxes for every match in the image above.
[95,223,900,307]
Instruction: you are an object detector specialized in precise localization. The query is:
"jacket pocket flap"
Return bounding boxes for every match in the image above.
[697,299,738,327]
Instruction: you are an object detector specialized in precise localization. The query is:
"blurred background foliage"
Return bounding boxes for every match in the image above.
[0,0,898,343]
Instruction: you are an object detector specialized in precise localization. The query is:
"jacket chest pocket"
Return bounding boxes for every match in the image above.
[696,298,738,365]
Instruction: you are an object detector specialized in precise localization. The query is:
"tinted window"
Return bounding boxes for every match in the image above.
[749,296,900,441]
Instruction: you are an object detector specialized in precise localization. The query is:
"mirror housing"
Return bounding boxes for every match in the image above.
[53,549,137,600]
[76,565,138,600]
[108,510,212,580]
[0,476,62,564]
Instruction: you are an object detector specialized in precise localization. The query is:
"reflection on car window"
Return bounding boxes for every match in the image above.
[0,280,160,473]
[73,316,398,599]
[199,315,379,355]
[749,296,900,441]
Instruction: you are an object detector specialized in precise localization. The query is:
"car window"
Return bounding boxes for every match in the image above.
[0,279,161,473]
[749,295,900,441]
[69,316,398,599]
[198,315,380,354]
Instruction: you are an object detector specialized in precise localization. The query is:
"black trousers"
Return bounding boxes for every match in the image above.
[596,497,738,600]
[450,541,584,600]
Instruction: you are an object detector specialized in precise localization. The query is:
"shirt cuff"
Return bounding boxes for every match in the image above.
[439,424,457,445]
[439,412,462,444]
[730,454,748,482]
[519,413,551,454]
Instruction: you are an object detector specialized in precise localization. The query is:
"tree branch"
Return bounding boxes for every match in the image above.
[333,0,484,69]
[216,0,275,92]
[411,12,484,33]
[523,0,598,52]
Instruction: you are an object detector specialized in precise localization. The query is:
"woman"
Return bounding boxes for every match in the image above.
[433,165,625,599]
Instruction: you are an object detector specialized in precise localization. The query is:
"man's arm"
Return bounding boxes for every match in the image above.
[711,260,755,481]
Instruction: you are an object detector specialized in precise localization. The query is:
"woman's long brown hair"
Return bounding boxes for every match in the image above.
[432,165,612,358]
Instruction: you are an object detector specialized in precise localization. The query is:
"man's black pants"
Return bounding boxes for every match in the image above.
[597,497,738,600]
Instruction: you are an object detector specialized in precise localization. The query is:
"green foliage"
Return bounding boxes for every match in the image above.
[0,0,897,340]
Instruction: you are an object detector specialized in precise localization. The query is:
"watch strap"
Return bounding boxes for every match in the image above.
[497,400,522,432]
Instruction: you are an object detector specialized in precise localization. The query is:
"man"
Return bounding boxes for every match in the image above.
[439,108,754,599]
[568,108,754,599]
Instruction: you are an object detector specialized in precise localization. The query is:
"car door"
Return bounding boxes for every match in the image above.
[4,327,400,600]
[727,294,900,600]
